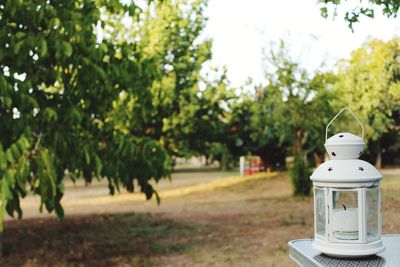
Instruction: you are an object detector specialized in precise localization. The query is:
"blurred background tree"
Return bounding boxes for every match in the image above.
[333,37,400,168]
[258,41,336,195]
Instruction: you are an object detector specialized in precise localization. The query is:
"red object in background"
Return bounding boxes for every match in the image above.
[243,156,265,175]
[244,169,253,175]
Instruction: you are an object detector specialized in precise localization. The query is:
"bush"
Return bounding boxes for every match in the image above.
[290,153,313,196]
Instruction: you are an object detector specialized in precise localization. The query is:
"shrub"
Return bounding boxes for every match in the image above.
[290,153,313,196]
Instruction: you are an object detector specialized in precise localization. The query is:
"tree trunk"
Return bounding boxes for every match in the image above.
[375,140,382,169]
[0,233,2,257]
[294,130,303,154]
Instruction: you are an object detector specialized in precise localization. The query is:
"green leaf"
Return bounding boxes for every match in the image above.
[50,18,60,27]
[54,201,64,219]
[4,97,12,108]
[6,149,15,163]
[16,160,29,193]
[14,40,24,54]
[1,178,13,200]
[84,148,90,165]
[40,38,48,57]
[18,136,31,151]
[320,7,328,18]
[10,143,21,160]
[5,190,23,219]
[0,144,6,170]
[15,32,26,39]
[37,149,57,211]
[94,154,102,176]
[12,192,23,219]
[100,43,108,53]
[62,41,73,57]
[154,191,161,205]
[5,169,16,189]
[0,198,7,232]
[126,178,134,192]
[144,184,154,200]
[58,182,65,194]
[108,184,115,195]
[42,107,58,122]
[67,107,82,124]
[92,64,107,80]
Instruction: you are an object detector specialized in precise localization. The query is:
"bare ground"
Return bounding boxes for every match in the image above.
[1,169,400,267]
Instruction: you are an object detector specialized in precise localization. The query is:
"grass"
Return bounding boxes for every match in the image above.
[2,213,204,267]
[1,170,400,267]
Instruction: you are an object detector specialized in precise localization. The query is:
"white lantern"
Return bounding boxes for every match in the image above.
[311,108,384,258]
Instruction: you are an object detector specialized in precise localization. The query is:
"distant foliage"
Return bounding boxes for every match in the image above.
[333,37,400,167]
[319,0,400,30]
[290,153,312,196]
[334,38,400,141]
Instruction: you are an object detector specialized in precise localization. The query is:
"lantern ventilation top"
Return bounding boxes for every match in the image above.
[325,132,364,160]
[324,107,365,160]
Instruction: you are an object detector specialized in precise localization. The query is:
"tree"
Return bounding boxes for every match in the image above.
[0,0,214,232]
[319,0,400,30]
[219,40,338,177]
[177,70,233,163]
[333,37,400,168]
[260,41,336,195]
[225,89,288,170]
[107,0,231,163]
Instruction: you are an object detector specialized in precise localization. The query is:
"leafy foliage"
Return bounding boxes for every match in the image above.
[333,37,400,166]
[221,40,337,194]
[290,153,312,196]
[0,0,215,228]
[259,41,337,194]
[106,0,230,161]
[334,38,400,139]
[262,41,336,155]
[319,0,400,30]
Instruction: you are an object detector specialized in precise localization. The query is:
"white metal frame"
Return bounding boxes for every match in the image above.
[314,186,328,240]
[312,184,384,257]
[327,188,364,244]
[315,186,382,245]
[379,188,382,238]
[364,186,381,243]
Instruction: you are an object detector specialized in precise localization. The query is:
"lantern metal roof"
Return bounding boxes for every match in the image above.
[310,159,383,187]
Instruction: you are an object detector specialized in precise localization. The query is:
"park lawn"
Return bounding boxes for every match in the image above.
[1,171,400,267]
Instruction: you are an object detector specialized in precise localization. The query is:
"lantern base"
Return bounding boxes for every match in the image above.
[313,238,385,258]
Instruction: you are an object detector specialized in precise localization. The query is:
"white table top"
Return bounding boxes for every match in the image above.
[288,234,400,267]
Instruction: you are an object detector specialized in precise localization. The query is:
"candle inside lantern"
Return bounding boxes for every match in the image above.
[332,207,358,240]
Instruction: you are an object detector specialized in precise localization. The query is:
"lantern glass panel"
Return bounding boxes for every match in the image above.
[315,188,326,236]
[366,187,379,242]
[332,190,359,241]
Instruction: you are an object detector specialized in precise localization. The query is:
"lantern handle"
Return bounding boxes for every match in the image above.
[325,107,364,141]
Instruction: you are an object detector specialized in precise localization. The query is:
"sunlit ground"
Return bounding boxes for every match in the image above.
[1,169,399,267]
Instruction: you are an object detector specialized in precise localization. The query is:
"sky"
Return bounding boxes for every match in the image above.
[201,0,400,88]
